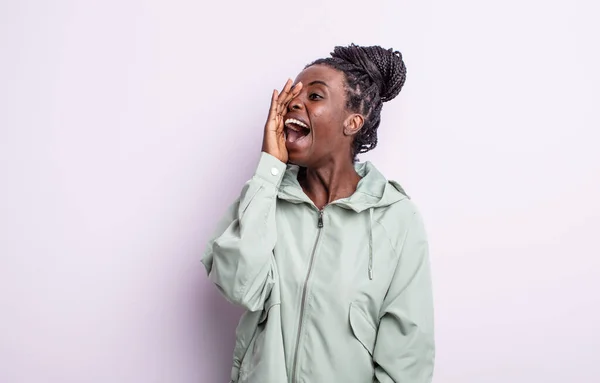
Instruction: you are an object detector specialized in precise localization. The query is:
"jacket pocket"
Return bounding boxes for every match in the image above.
[349,302,377,356]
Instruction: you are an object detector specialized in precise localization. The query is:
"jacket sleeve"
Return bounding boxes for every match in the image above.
[201,152,286,312]
[373,209,435,383]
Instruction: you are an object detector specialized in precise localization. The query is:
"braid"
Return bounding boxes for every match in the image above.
[306,43,407,162]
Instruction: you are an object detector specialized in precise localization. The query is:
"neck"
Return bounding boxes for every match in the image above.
[299,156,361,210]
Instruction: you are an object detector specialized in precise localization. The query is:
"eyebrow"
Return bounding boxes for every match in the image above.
[307,80,329,87]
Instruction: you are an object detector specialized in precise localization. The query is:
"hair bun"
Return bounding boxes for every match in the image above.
[330,44,406,102]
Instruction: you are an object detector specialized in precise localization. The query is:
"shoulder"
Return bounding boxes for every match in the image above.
[375,197,427,254]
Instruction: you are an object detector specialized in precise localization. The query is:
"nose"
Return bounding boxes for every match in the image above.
[287,93,303,111]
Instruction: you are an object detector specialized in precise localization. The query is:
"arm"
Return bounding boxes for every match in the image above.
[202,79,303,312]
[373,209,435,383]
[201,152,286,312]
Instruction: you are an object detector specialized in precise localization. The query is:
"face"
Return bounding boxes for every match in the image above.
[284,64,363,167]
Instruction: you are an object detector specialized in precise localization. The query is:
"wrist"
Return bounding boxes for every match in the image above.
[261,141,285,163]
[255,152,287,187]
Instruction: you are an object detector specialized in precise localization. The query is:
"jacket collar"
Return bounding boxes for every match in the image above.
[277,161,409,213]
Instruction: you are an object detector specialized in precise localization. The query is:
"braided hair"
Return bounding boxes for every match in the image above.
[306,43,407,162]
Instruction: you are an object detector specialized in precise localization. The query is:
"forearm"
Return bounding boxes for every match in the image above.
[202,152,286,311]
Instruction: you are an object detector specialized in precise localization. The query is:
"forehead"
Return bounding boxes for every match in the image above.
[293,64,346,89]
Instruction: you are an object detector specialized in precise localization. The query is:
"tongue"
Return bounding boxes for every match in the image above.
[287,129,303,143]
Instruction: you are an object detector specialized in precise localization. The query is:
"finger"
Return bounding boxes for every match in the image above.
[269,89,279,120]
[276,79,294,115]
[291,81,303,96]
[281,81,303,110]
[285,82,303,104]
[280,78,293,96]
[276,79,292,104]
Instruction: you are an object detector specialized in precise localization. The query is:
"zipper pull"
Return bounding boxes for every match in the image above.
[317,210,324,228]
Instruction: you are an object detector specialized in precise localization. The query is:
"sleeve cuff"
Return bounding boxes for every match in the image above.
[254,151,287,188]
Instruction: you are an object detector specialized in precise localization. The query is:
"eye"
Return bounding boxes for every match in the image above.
[309,93,322,100]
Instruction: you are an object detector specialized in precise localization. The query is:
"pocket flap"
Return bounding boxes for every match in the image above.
[349,302,377,356]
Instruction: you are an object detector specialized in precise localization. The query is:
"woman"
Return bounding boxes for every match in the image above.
[202,44,435,383]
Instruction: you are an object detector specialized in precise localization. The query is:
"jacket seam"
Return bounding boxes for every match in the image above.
[378,211,418,315]
[374,218,400,256]
[240,182,264,217]
[234,180,278,308]
[396,211,418,261]
[234,181,265,302]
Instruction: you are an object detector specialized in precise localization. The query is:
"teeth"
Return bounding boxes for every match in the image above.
[284,118,308,130]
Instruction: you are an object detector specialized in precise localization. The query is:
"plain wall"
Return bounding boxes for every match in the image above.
[1,0,599,382]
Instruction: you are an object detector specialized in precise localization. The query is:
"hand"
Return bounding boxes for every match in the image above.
[262,78,303,163]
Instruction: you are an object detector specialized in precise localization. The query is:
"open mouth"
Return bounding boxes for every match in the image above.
[284,118,310,143]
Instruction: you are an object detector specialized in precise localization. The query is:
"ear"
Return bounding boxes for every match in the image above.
[343,114,365,136]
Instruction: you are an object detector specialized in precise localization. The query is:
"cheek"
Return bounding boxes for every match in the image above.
[311,105,342,136]
[311,105,324,119]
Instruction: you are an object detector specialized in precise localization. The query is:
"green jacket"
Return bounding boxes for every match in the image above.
[202,152,435,383]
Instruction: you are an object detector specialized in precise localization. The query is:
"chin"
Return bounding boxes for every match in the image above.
[287,151,310,167]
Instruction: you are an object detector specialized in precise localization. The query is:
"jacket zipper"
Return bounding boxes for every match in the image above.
[291,208,324,383]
